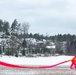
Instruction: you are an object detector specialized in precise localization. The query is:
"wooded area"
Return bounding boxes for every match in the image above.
[0,19,76,56]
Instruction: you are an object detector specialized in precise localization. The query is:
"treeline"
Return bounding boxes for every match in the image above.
[28,33,76,42]
[0,19,21,35]
[0,19,10,35]
[0,19,76,55]
[19,33,76,42]
[0,19,76,42]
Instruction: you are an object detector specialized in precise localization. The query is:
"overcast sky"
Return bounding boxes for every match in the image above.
[0,0,76,35]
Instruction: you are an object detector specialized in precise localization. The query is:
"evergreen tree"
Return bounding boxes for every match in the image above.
[0,19,3,32]
[16,23,21,35]
[22,39,27,56]
[22,39,27,48]
[11,19,18,34]
[3,21,10,35]
[29,33,33,38]
[34,33,40,40]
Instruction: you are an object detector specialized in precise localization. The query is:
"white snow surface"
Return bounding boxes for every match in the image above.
[0,55,74,66]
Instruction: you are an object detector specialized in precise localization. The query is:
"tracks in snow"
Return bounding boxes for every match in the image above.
[0,66,76,75]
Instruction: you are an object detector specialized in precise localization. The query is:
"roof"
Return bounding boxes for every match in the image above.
[46,45,56,49]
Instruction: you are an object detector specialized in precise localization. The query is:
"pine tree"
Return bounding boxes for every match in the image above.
[0,19,3,32]
[3,21,10,35]
[11,19,18,34]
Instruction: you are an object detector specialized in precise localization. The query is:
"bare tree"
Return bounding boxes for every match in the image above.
[21,22,29,39]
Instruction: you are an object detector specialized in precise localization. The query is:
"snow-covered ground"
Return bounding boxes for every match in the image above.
[0,55,74,66]
[0,55,76,75]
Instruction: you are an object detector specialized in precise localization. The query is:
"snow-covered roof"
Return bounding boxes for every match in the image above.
[0,38,6,42]
[37,41,44,44]
[46,45,56,49]
[24,38,37,45]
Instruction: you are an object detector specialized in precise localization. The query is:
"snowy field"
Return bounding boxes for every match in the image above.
[0,55,73,66]
[0,55,76,75]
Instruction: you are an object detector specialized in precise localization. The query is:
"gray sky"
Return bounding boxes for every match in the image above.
[0,0,76,35]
